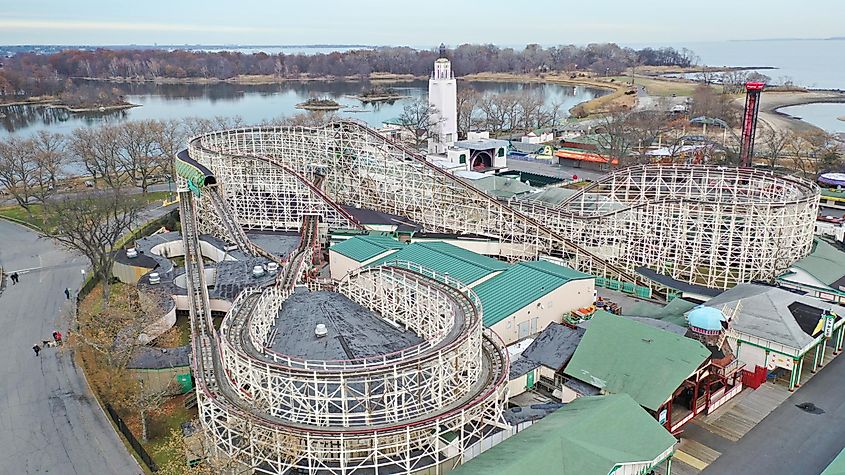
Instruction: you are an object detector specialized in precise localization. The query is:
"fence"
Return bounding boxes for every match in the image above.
[104,404,159,472]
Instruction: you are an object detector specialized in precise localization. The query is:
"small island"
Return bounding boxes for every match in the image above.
[347,86,409,103]
[295,98,342,111]
[838,115,845,122]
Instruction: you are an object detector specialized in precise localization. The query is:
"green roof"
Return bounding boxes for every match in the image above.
[453,394,676,475]
[474,260,593,327]
[623,298,698,328]
[329,235,402,262]
[564,312,710,411]
[823,447,845,475]
[789,238,845,287]
[369,241,509,285]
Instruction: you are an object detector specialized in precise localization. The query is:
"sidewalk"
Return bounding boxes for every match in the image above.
[662,349,839,474]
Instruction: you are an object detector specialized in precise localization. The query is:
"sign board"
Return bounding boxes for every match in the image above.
[658,408,667,425]
[823,311,836,339]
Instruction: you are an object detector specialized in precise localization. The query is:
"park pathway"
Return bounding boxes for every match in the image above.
[0,219,141,475]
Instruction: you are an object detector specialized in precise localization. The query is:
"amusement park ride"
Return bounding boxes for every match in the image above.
[739,81,765,168]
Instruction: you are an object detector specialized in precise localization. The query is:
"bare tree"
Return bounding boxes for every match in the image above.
[32,130,67,191]
[119,120,166,193]
[43,193,145,303]
[396,98,440,148]
[456,89,481,139]
[594,109,640,167]
[0,137,38,213]
[759,124,792,169]
[70,126,125,189]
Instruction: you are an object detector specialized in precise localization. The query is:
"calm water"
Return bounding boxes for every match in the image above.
[779,103,845,133]
[0,80,605,137]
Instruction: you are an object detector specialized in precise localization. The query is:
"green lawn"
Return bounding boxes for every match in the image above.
[605,76,722,97]
[0,191,173,231]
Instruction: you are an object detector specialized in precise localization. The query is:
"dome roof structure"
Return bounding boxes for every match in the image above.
[687,306,726,334]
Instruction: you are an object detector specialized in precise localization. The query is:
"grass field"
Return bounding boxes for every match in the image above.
[0,190,173,231]
[604,76,722,97]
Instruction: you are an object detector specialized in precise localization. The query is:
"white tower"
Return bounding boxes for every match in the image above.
[428,44,458,155]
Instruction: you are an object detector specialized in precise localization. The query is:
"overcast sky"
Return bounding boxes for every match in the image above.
[0,0,842,46]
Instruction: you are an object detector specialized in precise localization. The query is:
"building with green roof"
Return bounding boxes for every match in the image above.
[367,241,510,287]
[473,259,595,345]
[564,312,711,431]
[452,394,677,475]
[823,447,845,475]
[778,238,845,304]
[328,234,403,280]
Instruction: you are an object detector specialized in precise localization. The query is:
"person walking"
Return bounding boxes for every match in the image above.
[10,272,19,285]
[64,288,70,300]
[53,331,63,345]
[32,344,41,356]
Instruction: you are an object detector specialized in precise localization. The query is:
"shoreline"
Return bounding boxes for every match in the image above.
[0,97,139,113]
[460,72,631,117]
[345,94,411,102]
[758,91,845,133]
[73,72,424,85]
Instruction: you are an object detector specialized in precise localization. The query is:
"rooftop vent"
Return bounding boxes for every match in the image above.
[267,262,279,273]
[315,324,328,338]
[149,272,160,285]
[126,248,138,258]
[252,265,265,278]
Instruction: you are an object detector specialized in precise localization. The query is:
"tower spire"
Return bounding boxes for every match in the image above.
[438,43,447,59]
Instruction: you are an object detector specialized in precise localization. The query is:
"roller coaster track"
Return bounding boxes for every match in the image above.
[175,146,512,472]
[185,121,643,290]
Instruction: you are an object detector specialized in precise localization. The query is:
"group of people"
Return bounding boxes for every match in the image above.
[32,331,63,356]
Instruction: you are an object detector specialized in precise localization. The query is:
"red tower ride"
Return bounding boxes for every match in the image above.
[739,82,765,167]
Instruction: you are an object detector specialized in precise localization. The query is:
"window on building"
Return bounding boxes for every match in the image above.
[530,317,538,334]
[518,320,531,340]
[459,154,466,164]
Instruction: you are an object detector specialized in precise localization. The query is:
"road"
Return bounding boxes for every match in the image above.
[703,349,845,475]
[0,220,144,474]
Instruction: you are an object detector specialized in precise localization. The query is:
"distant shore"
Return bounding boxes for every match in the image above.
[0,97,139,113]
[73,72,423,85]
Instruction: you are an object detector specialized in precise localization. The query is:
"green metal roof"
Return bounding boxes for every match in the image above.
[789,238,845,287]
[329,235,402,262]
[452,394,676,475]
[474,260,593,328]
[823,447,845,475]
[368,241,509,285]
[623,298,698,328]
[564,311,710,411]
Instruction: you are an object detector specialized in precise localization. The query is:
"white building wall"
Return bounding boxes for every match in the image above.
[489,278,595,345]
[329,249,399,281]
[428,58,458,155]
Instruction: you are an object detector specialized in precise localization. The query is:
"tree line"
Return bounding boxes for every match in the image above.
[0,44,698,99]
[0,116,253,213]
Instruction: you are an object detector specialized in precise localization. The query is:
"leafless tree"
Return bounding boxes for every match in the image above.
[396,98,440,148]
[32,130,67,189]
[70,125,125,189]
[0,136,38,212]
[595,110,637,166]
[759,124,792,169]
[42,193,145,303]
[456,88,481,139]
[119,120,166,193]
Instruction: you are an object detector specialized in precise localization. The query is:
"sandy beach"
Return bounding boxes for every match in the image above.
[754,90,845,132]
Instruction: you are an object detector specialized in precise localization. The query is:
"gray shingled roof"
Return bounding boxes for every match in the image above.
[702,284,845,351]
[520,323,585,371]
